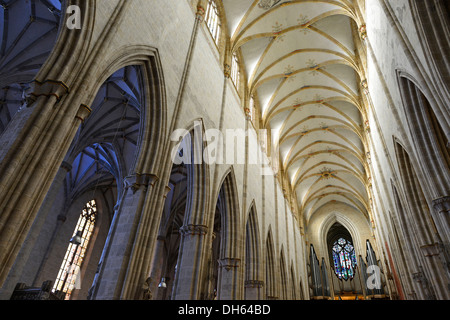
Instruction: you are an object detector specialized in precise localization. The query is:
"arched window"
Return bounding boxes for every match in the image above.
[332,238,357,281]
[53,200,97,300]
[205,0,221,45]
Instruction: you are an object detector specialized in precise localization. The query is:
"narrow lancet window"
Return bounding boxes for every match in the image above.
[205,0,221,45]
[53,200,97,299]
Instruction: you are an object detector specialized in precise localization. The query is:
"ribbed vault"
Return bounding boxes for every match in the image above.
[222,0,369,226]
[0,0,63,133]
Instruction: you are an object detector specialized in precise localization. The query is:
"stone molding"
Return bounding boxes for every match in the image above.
[432,196,449,213]
[179,224,208,236]
[218,258,240,271]
[244,280,264,288]
[123,173,159,193]
[27,79,70,105]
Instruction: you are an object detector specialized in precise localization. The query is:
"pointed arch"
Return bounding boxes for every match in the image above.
[265,227,276,300]
[279,246,288,299]
[393,138,436,245]
[245,201,261,281]
[396,71,449,198]
[169,120,211,300]
[82,46,167,177]
[393,138,449,299]
[290,262,297,300]
[215,167,241,259]
[244,201,262,299]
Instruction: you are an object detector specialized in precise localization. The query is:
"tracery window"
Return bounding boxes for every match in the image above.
[53,200,97,300]
[205,0,221,45]
[332,238,357,281]
[231,52,240,88]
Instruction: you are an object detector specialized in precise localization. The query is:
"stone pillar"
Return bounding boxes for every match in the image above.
[432,196,450,245]
[0,160,72,299]
[0,100,91,287]
[217,258,241,300]
[147,235,166,299]
[245,280,264,300]
[420,241,450,298]
[91,173,159,300]
[412,266,437,300]
[172,224,209,300]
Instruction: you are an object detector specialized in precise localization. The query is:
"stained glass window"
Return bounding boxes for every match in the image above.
[332,238,357,281]
[53,200,97,300]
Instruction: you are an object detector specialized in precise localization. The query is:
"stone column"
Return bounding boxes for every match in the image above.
[91,173,159,300]
[245,280,264,300]
[147,235,166,299]
[432,196,450,244]
[217,258,241,300]
[172,224,209,300]
[412,266,437,300]
[0,100,91,287]
[0,160,72,299]
[0,0,125,288]
[433,194,450,294]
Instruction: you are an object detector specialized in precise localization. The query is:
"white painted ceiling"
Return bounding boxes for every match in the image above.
[222,0,369,224]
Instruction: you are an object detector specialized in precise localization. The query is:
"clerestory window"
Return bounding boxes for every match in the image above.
[205,0,221,46]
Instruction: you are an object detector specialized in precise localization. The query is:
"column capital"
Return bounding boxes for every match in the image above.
[359,24,367,41]
[163,186,172,198]
[75,104,92,123]
[244,280,264,288]
[60,161,72,172]
[224,64,231,78]
[179,224,208,236]
[420,243,441,257]
[432,196,449,212]
[218,258,240,271]
[27,79,70,105]
[124,173,159,193]
[196,5,206,21]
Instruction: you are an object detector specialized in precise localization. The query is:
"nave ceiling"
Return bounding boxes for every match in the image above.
[221,0,370,227]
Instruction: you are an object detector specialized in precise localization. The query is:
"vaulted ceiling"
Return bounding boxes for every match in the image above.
[222,0,369,226]
[0,0,62,133]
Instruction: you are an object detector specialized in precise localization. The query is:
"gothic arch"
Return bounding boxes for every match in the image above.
[80,46,168,176]
[244,201,263,299]
[318,208,366,258]
[279,246,288,299]
[396,71,449,199]
[409,0,450,102]
[393,138,436,246]
[390,179,421,298]
[165,120,211,300]
[289,263,297,300]
[393,138,449,299]
[265,227,276,300]
[214,167,241,259]
[28,61,156,300]
[209,166,242,300]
